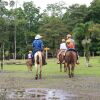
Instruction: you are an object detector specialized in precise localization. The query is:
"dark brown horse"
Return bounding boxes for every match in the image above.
[65,50,77,78]
[57,50,67,72]
[26,59,33,71]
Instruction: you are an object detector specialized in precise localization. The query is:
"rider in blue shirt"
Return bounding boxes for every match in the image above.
[32,34,47,65]
[32,35,44,54]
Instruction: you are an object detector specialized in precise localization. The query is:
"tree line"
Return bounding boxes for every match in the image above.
[0,0,100,60]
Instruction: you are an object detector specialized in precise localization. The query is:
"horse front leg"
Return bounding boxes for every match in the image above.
[60,63,62,72]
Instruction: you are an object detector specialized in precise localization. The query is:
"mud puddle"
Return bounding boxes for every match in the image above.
[0,88,81,100]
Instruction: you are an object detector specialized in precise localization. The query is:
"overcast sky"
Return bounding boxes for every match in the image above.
[5,0,93,10]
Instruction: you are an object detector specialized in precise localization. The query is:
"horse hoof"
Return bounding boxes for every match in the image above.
[35,77,38,80]
[35,75,38,80]
[72,74,74,77]
[69,75,71,78]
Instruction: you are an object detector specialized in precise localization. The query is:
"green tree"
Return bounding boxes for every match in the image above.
[44,1,66,18]
[23,1,41,33]
[73,22,93,67]
[84,0,100,23]
[38,16,67,55]
[63,4,88,32]
[89,23,100,55]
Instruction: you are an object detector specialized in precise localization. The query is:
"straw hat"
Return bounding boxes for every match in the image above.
[29,51,32,53]
[62,39,65,42]
[35,34,42,39]
[67,34,72,38]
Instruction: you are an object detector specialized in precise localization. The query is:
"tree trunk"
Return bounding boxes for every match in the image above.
[85,51,90,67]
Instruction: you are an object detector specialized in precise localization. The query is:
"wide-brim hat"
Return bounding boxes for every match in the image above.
[67,34,71,38]
[62,39,65,42]
[35,34,42,39]
[29,51,32,53]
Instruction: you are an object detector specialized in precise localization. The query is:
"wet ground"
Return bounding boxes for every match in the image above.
[0,71,100,100]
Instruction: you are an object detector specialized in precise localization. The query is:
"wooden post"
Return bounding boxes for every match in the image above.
[1,61,3,70]
[44,47,50,60]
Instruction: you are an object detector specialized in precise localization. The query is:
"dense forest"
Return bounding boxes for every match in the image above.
[0,0,100,59]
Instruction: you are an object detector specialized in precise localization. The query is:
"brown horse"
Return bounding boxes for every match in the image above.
[65,50,77,78]
[57,50,67,72]
[34,51,43,80]
[26,59,33,71]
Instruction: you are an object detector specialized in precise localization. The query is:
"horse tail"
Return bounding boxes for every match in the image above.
[34,51,42,67]
[65,51,75,64]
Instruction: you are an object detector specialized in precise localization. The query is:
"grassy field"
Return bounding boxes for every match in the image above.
[2,56,100,77]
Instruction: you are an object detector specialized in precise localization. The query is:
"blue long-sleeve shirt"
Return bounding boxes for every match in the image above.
[32,39,44,53]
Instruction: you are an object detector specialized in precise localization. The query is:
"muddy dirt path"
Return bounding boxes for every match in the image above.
[0,71,100,100]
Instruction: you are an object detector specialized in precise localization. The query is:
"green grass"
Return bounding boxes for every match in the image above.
[75,56,100,76]
[2,56,100,76]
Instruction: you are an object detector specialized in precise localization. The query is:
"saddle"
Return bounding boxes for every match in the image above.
[67,48,77,53]
[67,48,79,62]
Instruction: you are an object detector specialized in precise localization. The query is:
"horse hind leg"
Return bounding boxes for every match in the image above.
[67,64,71,78]
[71,64,75,77]
[67,65,71,78]
[35,64,38,80]
[38,52,42,79]
[39,65,42,79]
